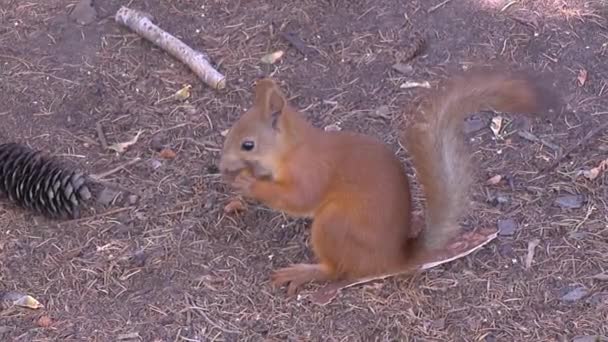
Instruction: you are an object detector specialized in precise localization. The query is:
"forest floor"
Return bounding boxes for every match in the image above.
[1,0,607,341]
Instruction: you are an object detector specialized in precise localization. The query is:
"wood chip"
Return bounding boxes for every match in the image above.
[117,332,141,340]
[400,81,431,89]
[486,174,502,185]
[524,238,540,268]
[577,68,588,87]
[108,130,143,153]
[261,50,284,64]
[490,116,503,137]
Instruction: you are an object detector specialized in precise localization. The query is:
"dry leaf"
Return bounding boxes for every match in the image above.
[37,315,53,328]
[1,291,44,309]
[174,84,192,100]
[400,81,431,89]
[224,198,246,214]
[261,50,284,64]
[486,174,502,185]
[108,130,143,153]
[159,148,176,160]
[583,168,601,180]
[577,69,587,87]
[524,238,540,268]
[490,116,503,137]
[582,159,608,180]
[221,129,230,137]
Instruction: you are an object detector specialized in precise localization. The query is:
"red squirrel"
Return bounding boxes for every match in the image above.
[219,67,556,295]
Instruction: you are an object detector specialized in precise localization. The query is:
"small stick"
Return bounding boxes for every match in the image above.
[542,120,608,173]
[517,130,562,153]
[115,6,226,90]
[428,0,454,13]
[95,122,108,150]
[89,158,141,181]
[279,31,316,57]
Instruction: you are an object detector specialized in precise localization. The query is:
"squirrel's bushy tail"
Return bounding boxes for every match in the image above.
[403,66,558,255]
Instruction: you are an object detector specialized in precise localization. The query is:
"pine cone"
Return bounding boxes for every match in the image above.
[0,143,92,219]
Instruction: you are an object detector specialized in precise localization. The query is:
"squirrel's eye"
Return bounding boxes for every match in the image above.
[241,140,255,151]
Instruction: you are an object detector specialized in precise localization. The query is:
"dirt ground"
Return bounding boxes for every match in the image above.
[1,0,607,341]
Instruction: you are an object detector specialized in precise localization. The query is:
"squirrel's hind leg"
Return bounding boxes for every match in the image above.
[271,263,333,296]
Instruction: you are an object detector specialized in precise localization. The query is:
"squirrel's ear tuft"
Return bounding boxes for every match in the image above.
[253,78,286,119]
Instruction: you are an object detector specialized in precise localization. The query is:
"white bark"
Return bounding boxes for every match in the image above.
[115,6,226,90]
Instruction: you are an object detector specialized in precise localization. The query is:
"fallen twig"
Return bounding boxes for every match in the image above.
[524,238,540,269]
[89,158,141,181]
[95,122,108,150]
[115,6,226,90]
[271,23,317,57]
[542,120,608,173]
[428,0,454,13]
[279,31,317,56]
[517,130,562,153]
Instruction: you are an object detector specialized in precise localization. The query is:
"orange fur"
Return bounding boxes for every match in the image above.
[219,69,558,296]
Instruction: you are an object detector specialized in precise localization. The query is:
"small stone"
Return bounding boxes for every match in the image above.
[374,105,391,118]
[498,242,515,258]
[490,193,510,206]
[484,334,497,342]
[569,231,587,240]
[96,188,120,206]
[392,63,413,75]
[497,218,518,236]
[150,135,164,152]
[130,250,146,267]
[150,159,162,170]
[554,194,585,209]
[127,195,138,205]
[560,286,588,302]
[324,123,342,132]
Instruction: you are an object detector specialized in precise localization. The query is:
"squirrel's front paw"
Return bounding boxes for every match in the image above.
[232,172,256,196]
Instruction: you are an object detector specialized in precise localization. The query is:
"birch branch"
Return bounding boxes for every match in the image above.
[115,6,226,90]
